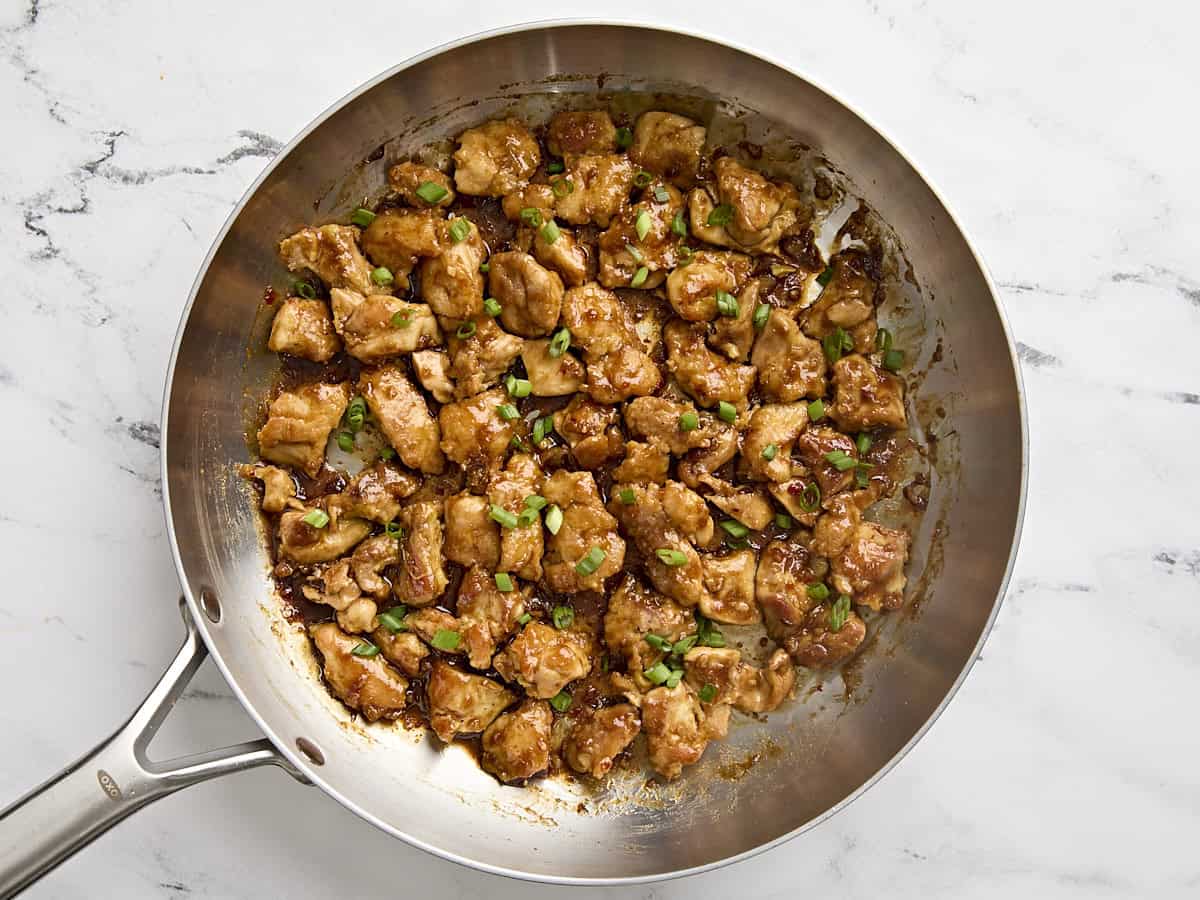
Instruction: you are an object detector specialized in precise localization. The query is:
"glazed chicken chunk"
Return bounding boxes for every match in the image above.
[443,491,501,568]
[257,381,350,477]
[446,314,524,398]
[561,283,660,403]
[360,209,445,280]
[329,461,419,524]
[418,217,486,320]
[279,224,376,295]
[684,646,795,713]
[664,250,752,322]
[488,251,564,337]
[488,453,546,581]
[268,297,341,362]
[453,118,541,196]
[597,181,685,289]
[358,365,445,474]
[311,623,408,722]
[392,500,449,607]
[830,521,910,611]
[623,396,729,457]
[372,627,429,676]
[603,575,693,684]
[564,704,642,779]
[410,350,455,403]
[555,394,625,469]
[481,699,553,783]
[752,309,827,402]
[546,110,618,157]
[541,469,626,592]
[426,660,517,742]
[664,319,756,411]
[642,682,730,779]
[279,507,371,564]
[743,402,809,483]
[699,549,761,625]
[555,153,636,227]
[240,464,295,513]
[388,160,455,208]
[493,622,591,699]
[800,250,879,353]
[332,291,441,363]
[520,338,586,396]
[628,111,707,187]
[829,354,907,431]
[688,157,802,255]
[456,564,528,670]
[438,386,520,468]
[301,559,375,633]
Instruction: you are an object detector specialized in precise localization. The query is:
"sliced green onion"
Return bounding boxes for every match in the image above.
[707,204,734,226]
[643,662,671,685]
[302,509,329,528]
[753,302,770,330]
[350,207,376,228]
[798,481,821,512]
[432,629,461,651]
[717,401,737,424]
[510,435,526,451]
[678,411,699,432]
[552,605,575,629]
[720,519,749,539]
[551,177,574,197]
[618,487,636,505]
[883,348,905,372]
[671,210,687,237]
[345,398,366,431]
[807,582,831,601]
[519,207,543,228]
[351,640,379,657]
[665,669,682,689]
[524,494,547,511]
[517,612,532,625]
[676,242,693,264]
[480,261,490,273]
[371,266,394,286]
[807,398,825,421]
[856,433,873,455]
[575,546,607,576]
[715,289,739,318]
[816,265,834,287]
[505,376,532,398]
[379,446,396,461]
[545,504,564,535]
[698,683,717,703]
[630,266,649,288]
[449,218,470,243]
[775,513,793,529]
[615,126,634,149]
[645,633,671,651]
[823,327,853,363]
[489,505,518,529]
[336,431,355,452]
[634,170,653,188]
[456,321,476,339]
[697,616,726,648]
[497,403,519,421]
[516,507,540,528]
[547,159,565,175]
[655,548,688,567]
[876,328,894,352]
[635,209,652,241]
[824,449,857,471]
[391,310,411,328]
[672,634,698,656]
[548,327,571,358]
[495,572,514,592]
[829,594,851,632]
[378,607,408,633]
[293,280,316,299]
[653,186,670,203]
[549,690,572,712]
[761,443,778,461]
[540,220,561,244]
[625,242,644,263]
[483,298,502,317]
[532,416,553,445]
[856,468,871,489]
[415,181,448,204]
[384,521,403,540]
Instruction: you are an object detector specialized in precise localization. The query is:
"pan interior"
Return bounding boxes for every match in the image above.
[163,24,1023,882]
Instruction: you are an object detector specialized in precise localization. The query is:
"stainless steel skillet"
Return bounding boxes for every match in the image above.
[0,21,1027,896]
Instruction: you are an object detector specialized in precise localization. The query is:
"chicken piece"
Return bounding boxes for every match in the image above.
[404,608,465,656]
[346,535,398,599]
[628,111,706,188]
[751,308,827,402]
[443,492,501,568]
[438,386,519,468]
[328,461,419,524]
[520,338,586,396]
[493,622,591,699]
[560,283,660,402]
[555,154,635,227]
[279,508,371,564]
[603,574,693,679]
[488,453,545,581]
[612,441,670,484]
[811,491,872,558]
[597,181,685,289]
[502,183,557,224]
[788,602,868,668]
[257,381,349,477]
[446,314,524,398]
[301,559,375,632]
[701,477,775,530]
[279,224,375,295]
[683,646,794,713]
[426,660,517,741]
[481,699,553,784]
[795,426,859,497]
[411,349,455,403]
[418,218,486,320]
[677,424,741,489]
[800,250,879,353]
[555,394,625,469]
[564,704,642,779]
[699,549,760,625]
[335,293,442,363]
[453,118,540,196]
[533,224,589,287]
[268,297,341,362]
[709,277,761,361]
[358,365,444,475]
[390,500,448,607]
[547,110,618,158]
[372,627,429,676]
[541,469,626,593]
[743,402,809,483]
[830,521,909,611]
[456,564,528,670]
[664,250,752,322]
[828,354,907,431]
[360,209,445,280]
[311,623,408,722]
[687,157,802,255]
[623,396,727,457]
[488,251,564,338]
[664,319,756,411]
[240,464,295,513]
[388,160,455,208]
[768,479,820,528]
[642,683,729,780]
[609,481,713,608]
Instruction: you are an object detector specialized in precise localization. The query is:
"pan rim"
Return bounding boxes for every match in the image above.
[160,17,1029,886]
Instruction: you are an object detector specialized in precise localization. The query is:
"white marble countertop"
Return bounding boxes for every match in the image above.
[2,0,1198,897]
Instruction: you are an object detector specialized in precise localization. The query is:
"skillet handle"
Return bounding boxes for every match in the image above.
[0,598,306,899]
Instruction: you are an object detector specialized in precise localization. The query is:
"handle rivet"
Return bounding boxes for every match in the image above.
[295,738,325,766]
[199,587,221,624]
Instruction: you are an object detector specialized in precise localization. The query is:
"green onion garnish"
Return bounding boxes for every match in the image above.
[876,328,893,352]
[676,242,693,264]
[449,218,470,243]
[495,572,514,592]
[807,582,830,601]
[293,280,316,299]
[517,612,532,625]
[671,210,687,237]
[635,209,652,241]
[615,126,633,149]
[807,399,825,421]
[378,608,408,633]
[415,181,448,204]
[655,548,688,567]
[644,634,670,651]
[715,290,739,318]
[678,412,699,432]
[391,310,411,328]
[483,298,502,317]
[618,488,636,505]
[504,375,532,398]
[665,669,682,689]
[480,261,490,273]
[548,327,571,358]
[540,220,561,244]
[379,447,395,461]
[634,170,653,188]
[816,265,834,287]
[753,302,770,329]
[856,468,871,489]
[552,605,575,629]
[489,505,518,528]
[653,186,670,203]
[302,509,329,528]
[698,683,717,703]
[524,494,547,511]
[549,690,572,712]
[519,207,542,228]
[551,177,574,198]
[345,397,366,431]
[856,433,873,454]
[673,635,698,655]
[431,629,461,651]
[516,507,540,527]
[643,662,671,685]
[829,595,851,632]
[761,443,778,461]
[350,208,376,228]
[532,416,553,445]
[882,348,905,372]
[798,481,821,512]
[497,403,519,421]
[630,266,649,288]
[717,401,736,424]
[371,266,394,286]
[575,546,606,576]
[336,431,355,452]
[707,204,734,226]
[720,519,749,539]
[510,435,526,451]
[351,641,379,657]
[775,513,792,529]
[384,521,403,540]
[545,504,564,535]
[625,242,644,263]
[456,321,476,339]
[824,449,857,471]
[547,160,565,175]
[823,327,854,363]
